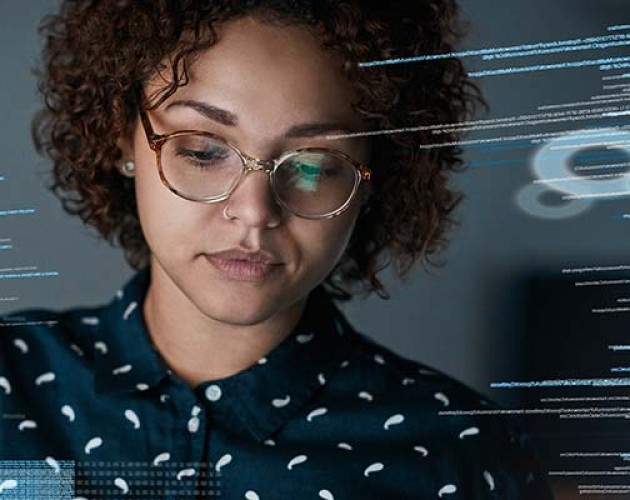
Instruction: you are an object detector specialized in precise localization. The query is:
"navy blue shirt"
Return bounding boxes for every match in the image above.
[0,267,553,499]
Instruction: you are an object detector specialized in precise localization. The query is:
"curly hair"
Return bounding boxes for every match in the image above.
[32,0,484,302]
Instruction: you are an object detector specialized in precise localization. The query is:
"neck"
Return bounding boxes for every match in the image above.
[142,262,308,388]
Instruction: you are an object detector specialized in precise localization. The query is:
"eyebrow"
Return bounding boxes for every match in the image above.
[165,99,360,139]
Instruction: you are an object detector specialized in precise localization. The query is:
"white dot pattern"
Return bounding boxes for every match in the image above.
[0,268,553,499]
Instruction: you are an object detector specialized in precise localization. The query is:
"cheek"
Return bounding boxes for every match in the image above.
[133,155,205,258]
[329,216,359,263]
[291,213,358,270]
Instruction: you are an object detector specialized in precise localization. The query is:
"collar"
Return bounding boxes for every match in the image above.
[94,267,354,442]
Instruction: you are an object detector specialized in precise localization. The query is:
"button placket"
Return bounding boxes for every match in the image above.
[163,382,209,500]
[188,405,203,434]
[201,383,224,499]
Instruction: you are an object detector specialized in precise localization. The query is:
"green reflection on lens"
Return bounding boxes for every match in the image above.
[294,161,320,192]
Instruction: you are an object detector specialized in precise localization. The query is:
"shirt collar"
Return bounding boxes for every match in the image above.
[94,267,354,442]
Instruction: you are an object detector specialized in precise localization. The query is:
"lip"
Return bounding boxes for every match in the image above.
[205,254,282,281]
[207,248,282,264]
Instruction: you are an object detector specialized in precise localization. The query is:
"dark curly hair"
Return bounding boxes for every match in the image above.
[32,0,484,302]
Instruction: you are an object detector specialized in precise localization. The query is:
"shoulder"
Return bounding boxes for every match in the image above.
[340,327,528,438]
[341,328,492,408]
[337,329,554,499]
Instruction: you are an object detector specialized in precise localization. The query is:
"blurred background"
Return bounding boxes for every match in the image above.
[2,1,630,497]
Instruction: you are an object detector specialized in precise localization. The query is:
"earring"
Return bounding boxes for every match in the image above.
[121,160,136,177]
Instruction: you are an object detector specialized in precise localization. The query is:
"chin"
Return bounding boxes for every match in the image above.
[204,303,277,327]
[196,288,280,324]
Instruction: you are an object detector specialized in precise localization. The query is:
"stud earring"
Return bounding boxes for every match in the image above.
[121,160,136,177]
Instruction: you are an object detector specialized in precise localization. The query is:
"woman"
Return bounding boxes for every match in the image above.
[0,1,554,498]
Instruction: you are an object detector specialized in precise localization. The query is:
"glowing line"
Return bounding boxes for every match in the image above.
[591,93,630,100]
[481,40,630,61]
[574,161,630,172]
[539,96,630,110]
[358,34,630,67]
[0,320,58,327]
[561,265,630,273]
[561,452,630,457]
[594,307,630,313]
[326,116,630,145]
[490,377,630,388]
[0,266,37,272]
[0,272,59,279]
[562,191,630,200]
[575,279,630,286]
[602,73,630,80]
[469,56,630,78]
[549,471,630,476]
[0,209,35,216]
[439,407,630,416]
[602,83,630,90]
[542,397,630,402]
[603,110,630,117]
[533,173,627,183]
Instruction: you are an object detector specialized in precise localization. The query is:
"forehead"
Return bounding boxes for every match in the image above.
[148,16,363,130]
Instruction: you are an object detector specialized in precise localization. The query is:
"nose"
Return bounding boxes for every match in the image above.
[222,160,284,228]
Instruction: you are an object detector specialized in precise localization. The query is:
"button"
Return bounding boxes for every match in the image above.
[205,384,222,402]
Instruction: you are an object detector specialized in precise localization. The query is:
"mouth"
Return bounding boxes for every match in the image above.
[204,254,282,282]
[206,248,282,264]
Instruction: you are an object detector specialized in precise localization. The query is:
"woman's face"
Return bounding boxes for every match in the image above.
[125,15,372,325]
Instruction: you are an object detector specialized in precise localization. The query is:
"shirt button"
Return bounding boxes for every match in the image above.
[205,384,222,402]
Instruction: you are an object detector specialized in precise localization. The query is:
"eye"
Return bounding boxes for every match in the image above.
[167,134,234,169]
[176,147,229,163]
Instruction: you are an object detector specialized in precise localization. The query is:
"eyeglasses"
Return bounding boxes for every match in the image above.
[137,106,372,220]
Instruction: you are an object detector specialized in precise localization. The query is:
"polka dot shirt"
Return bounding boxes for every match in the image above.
[0,268,553,499]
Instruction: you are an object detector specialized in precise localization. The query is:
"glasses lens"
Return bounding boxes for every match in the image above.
[161,134,242,198]
[274,152,358,217]
[161,136,359,217]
